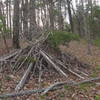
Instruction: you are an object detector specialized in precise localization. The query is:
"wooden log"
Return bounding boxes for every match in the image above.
[15,63,33,91]
[0,77,100,99]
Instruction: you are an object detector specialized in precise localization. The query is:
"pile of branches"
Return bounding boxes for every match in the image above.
[0,33,99,99]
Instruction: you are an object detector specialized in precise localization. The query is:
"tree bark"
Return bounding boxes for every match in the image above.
[29,0,36,41]
[13,0,20,49]
[66,0,74,32]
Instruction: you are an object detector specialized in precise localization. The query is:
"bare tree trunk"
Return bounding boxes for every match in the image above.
[8,0,12,36]
[66,0,74,32]
[6,0,9,28]
[87,0,93,55]
[0,2,9,53]
[13,0,20,49]
[48,0,55,30]
[29,0,36,41]
[58,0,64,30]
[22,0,29,39]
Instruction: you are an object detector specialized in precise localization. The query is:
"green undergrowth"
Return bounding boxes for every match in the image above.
[47,31,80,49]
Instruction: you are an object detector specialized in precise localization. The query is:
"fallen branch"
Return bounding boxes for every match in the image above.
[0,77,100,99]
[68,69,85,79]
[15,63,33,91]
[16,47,34,71]
[43,51,85,79]
[0,50,19,62]
[40,50,68,77]
[55,59,85,79]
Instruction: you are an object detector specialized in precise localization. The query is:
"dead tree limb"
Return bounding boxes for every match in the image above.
[16,47,34,71]
[0,77,100,99]
[0,50,19,62]
[43,51,85,79]
[15,63,33,91]
[54,58,85,79]
[40,50,68,77]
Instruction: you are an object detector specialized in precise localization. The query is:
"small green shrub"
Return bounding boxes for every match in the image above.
[47,31,80,49]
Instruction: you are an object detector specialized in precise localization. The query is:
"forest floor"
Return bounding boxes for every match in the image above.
[0,39,100,100]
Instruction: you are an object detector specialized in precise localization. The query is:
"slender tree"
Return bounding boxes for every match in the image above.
[29,0,36,41]
[66,0,74,32]
[58,0,64,30]
[22,0,29,38]
[13,0,20,49]
[48,0,55,30]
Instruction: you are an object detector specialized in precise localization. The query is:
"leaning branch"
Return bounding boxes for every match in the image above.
[40,50,68,77]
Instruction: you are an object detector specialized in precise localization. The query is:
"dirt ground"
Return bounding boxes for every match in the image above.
[0,39,100,100]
